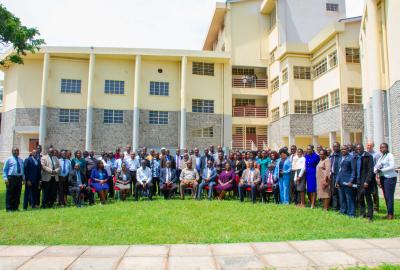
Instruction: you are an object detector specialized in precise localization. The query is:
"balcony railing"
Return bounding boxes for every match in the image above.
[233,106,268,118]
[232,78,268,89]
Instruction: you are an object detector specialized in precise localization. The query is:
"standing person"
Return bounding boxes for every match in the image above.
[238,161,261,203]
[374,143,397,220]
[179,161,199,200]
[305,145,320,208]
[23,149,41,210]
[159,161,178,199]
[101,153,114,199]
[289,145,298,204]
[126,152,140,196]
[233,152,246,179]
[71,150,86,177]
[354,144,374,221]
[216,162,235,200]
[41,146,61,208]
[337,146,356,218]
[274,149,292,205]
[58,150,71,206]
[293,148,306,207]
[175,149,183,178]
[85,151,97,181]
[90,160,109,204]
[135,160,153,201]
[366,142,381,212]
[200,148,215,172]
[150,152,161,196]
[35,145,43,207]
[316,149,331,211]
[114,147,122,160]
[214,152,226,175]
[123,145,132,159]
[3,147,25,212]
[197,160,217,200]
[160,148,174,168]
[115,162,131,201]
[329,142,341,211]
[191,148,202,173]
[258,150,271,182]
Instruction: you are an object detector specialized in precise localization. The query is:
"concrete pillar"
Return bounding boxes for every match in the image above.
[342,130,351,145]
[289,135,296,147]
[39,53,50,147]
[367,0,384,147]
[132,55,141,151]
[180,56,188,149]
[329,132,337,147]
[85,53,95,151]
[312,136,318,147]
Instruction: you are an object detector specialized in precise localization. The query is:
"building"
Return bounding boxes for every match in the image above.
[0,0,364,159]
[360,0,400,165]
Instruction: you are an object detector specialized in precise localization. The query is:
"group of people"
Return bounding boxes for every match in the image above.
[3,142,398,220]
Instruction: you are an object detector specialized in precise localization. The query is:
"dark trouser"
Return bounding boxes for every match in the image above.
[134,182,154,200]
[380,176,397,216]
[35,183,41,207]
[58,176,68,205]
[356,185,374,219]
[69,186,92,207]
[5,176,23,211]
[338,186,355,217]
[107,176,114,198]
[238,183,258,203]
[129,171,137,195]
[23,181,39,209]
[330,175,340,211]
[197,181,216,199]
[41,177,57,208]
[290,171,298,204]
[273,184,280,204]
[160,183,178,199]
[259,184,274,203]
[372,173,379,211]
[153,177,160,196]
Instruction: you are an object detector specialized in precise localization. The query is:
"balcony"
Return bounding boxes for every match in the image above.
[232,78,268,89]
[231,126,268,151]
[233,106,268,118]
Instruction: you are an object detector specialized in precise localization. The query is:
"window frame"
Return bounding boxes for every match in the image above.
[61,79,82,94]
[192,127,214,138]
[192,99,215,113]
[330,89,340,107]
[326,3,339,12]
[103,109,124,124]
[312,58,328,79]
[104,80,125,95]
[149,81,169,96]
[347,88,362,104]
[192,62,215,76]
[313,95,329,113]
[294,100,313,114]
[59,109,80,123]
[293,66,311,80]
[281,68,288,84]
[270,77,279,93]
[345,48,360,63]
[149,111,169,125]
[271,107,280,122]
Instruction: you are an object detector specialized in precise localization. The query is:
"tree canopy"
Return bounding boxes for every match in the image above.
[0,4,45,67]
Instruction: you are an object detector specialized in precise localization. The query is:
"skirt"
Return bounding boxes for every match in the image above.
[295,169,306,192]
[116,183,131,190]
[91,182,109,192]
[216,183,233,192]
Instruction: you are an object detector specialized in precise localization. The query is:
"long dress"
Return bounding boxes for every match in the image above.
[216,169,236,191]
[316,158,331,199]
[305,152,320,193]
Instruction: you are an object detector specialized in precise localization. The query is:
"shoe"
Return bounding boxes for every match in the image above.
[387,215,394,220]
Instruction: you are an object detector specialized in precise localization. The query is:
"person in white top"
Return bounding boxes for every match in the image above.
[374,143,397,220]
[135,160,153,201]
[292,148,306,207]
[125,152,140,195]
[289,145,298,204]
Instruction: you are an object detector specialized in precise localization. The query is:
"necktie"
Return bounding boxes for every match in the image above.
[15,156,21,174]
[50,157,55,170]
[176,156,180,168]
[167,169,170,181]
[62,159,66,174]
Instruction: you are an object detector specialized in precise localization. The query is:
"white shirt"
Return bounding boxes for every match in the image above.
[102,160,112,176]
[125,156,140,172]
[374,153,397,178]
[136,166,152,184]
[166,168,172,182]
[114,158,123,171]
[293,156,306,179]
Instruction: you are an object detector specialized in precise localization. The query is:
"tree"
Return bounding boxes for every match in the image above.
[0,4,45,67]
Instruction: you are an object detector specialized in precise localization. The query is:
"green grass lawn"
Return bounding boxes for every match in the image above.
[0,170,399,245]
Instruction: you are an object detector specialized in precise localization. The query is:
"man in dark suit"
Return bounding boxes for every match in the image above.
[200,148,214,172]
[174,149,183,178]
[68,163,92,207]
[160,148,175,169]
[354,144,375,221]
[159,160,178,199]
[329,142,341,211]
[23,149,42,210]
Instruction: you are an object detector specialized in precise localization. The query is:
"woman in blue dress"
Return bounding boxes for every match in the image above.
[305,145,320,208]
[90,160,109,204]
[273,149,292,204]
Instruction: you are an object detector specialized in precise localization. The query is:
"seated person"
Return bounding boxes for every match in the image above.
[260,163,276,203]
[90,160,109,204]
[68,163,92,207]
[216,162,236,200]
[238,161,261,203]
[159,160,178,199]
[179,161,199,200]
[135,160,153,200]
[197,160,217,200]
[115,162,131,201]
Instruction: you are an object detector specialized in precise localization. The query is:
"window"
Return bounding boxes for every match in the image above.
[270,77,279,93]
[270,49,276,63]
[294,100,313,114]
[348,88,362,104]
[312,58,328,78]
[246,127,256,134]
[326,3,339,11]
[330,89,340,107]
[104,80,124,94]
[104,110,123,124]
[149,81,169,96]
[59,109,79,123]
[232,68,255,76]
[269,6,276,30]
[293,66,311,80]
[235,99,256,107]
[281,68,288,84]
[192,99,214,113]
[346,48,360,63]
[328,51,338,68]
[314,95,329,113]
[192,62,214,76]
[271,107,280,122]
[149,111,168,125]
[283,102,289,116]
[61,79,81,93]
[192,127,214,138]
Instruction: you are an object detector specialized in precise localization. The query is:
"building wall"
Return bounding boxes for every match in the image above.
[389,81,400,166]
[186,112,222,150]
[386,0,400,87]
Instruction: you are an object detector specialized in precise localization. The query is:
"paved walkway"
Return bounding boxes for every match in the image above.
[0,238,400,270]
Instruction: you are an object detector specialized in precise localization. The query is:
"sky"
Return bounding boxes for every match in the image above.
[0,0,365,80]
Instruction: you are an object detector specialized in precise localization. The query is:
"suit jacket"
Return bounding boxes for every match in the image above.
[24,156,42,183]
[160,155,175,168]
[68,169,86,187]
[41,155,60,182]
[241,168,261,184]
[337,154,355,186]
[159,168,177,184]
[354,152,374,185]
[201,167,217,182]
[329,152,341,180]
[262,169,276,185]
[200,155,214,171]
